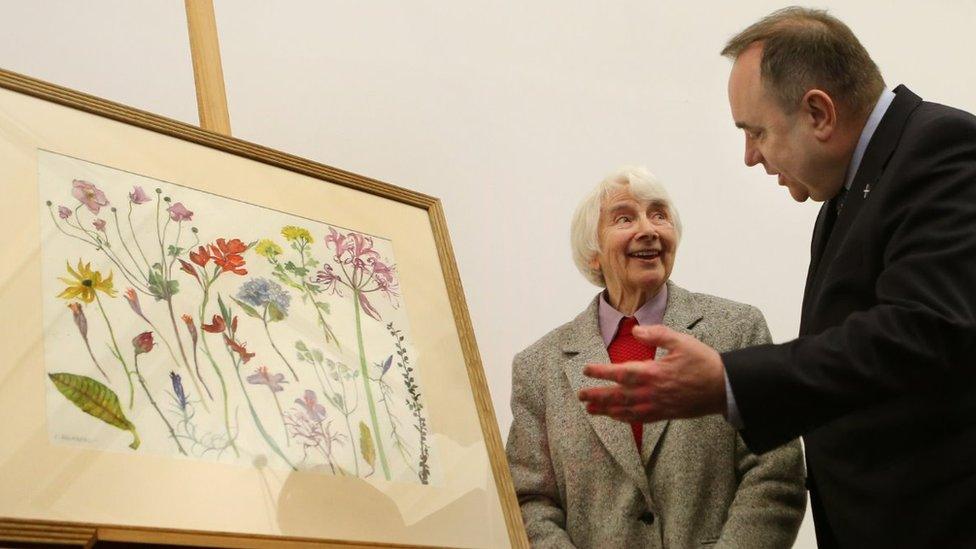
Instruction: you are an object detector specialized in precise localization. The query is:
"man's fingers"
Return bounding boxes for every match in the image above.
[631,324,681,350]
[586,402,659,423]
[583,361,653,386]
[578,384,652,406]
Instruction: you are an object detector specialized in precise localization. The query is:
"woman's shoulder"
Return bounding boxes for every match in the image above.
[671,283,765,323]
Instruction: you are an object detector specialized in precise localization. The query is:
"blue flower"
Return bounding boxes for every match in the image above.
[237,277,291,313]
[170,371,189,410]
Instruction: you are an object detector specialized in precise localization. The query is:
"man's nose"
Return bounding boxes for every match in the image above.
[744,141,762,167]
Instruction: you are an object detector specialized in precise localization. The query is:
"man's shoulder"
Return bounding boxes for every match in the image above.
[906,98,976,139]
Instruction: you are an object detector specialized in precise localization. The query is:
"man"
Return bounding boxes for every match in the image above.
[578,7,976,547]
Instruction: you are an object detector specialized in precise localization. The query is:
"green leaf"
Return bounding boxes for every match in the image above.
[359,421,376,467]
[167,244,185,258]
[147,269,179,300]
[48,372,140,450]
[295,340,308,352]
[230,297,262,319]
[311,349,323,364]
[315,301,331,315]
[266,301,286,322]
[217,294,230,322]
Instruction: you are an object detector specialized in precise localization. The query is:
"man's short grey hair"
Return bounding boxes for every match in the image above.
[571,166,682,287]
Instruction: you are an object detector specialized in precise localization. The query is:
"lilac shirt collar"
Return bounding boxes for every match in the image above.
[843,87,896,190]
[598,284,669,346]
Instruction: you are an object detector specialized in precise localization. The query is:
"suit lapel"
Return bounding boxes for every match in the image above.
[802,86,923,331]
[560,299,649,498]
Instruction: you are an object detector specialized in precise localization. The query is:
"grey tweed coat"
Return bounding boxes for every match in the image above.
[506,282,806,548]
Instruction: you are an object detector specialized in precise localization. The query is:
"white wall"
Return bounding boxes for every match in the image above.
[3,2,975,547]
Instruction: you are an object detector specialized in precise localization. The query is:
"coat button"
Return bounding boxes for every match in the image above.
[639,511,655,525]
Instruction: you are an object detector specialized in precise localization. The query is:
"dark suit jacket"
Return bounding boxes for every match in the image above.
[723,85,976,547]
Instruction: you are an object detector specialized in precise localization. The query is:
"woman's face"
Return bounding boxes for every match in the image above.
[590,186,677,305]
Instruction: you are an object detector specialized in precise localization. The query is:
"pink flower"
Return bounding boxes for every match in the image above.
[358,291,382,321]
[129,186,151,204]
[351,232,380,263]
[57,206,72,219]
[71,179,110,214]
[181,314,198,346]
[123,288,146,319]
[246,366,287,392]
[325,227,353,261]
[312,264,343,295]
[93,218,107,232]
[132,331,154,355]
[167,202,193,221]
[67,302,87,337]
[295,389,327,422]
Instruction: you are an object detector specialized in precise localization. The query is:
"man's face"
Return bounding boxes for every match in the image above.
[728,44,836,202]
[589,186,677,302]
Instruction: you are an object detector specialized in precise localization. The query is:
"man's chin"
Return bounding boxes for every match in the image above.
[787,186,810,202]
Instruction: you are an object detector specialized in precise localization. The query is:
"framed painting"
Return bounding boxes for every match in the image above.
[0,68,527,548]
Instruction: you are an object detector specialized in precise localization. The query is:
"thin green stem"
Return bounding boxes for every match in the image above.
[134,353,187,455]
[354,288,390,480]
[225,342,296,470]
[94,292,134,408]
[127,201,152,271]
[199,285,239,456]
[262,306,299,381]
[272,391,289,447]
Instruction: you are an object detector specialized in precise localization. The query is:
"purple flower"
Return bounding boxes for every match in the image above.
[246,365,287,392]
[93,218,106,232]
[57,206,72,219]
[129,186,151,204]
[167,202,193,222]
[170,371,189,410]
[295,389,328,422]
[71,179,110,214]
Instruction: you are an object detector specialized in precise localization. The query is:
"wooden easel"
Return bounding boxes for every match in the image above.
[184,0,231,136]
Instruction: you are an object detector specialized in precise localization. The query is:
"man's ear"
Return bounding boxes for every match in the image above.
[801,89,836,141]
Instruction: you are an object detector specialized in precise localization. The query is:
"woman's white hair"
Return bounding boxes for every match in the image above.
[570,166,682,287]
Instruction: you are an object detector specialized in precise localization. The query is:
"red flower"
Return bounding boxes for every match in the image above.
[201,314,226,333]
[209,238,248,275]
[178,259,199,282]
[189,246,210,267]
[132,331,154,355]
[224,335,255,363]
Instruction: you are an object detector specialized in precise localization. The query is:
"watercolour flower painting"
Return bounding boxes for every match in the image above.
[38,150,436,485]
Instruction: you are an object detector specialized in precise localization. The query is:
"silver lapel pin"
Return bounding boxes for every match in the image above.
[863,184,871,199]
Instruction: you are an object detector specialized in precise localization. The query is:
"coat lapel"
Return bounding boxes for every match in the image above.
[560,283,706,500]
[801,85,923,331]
[642,283,704,464]
[560,298,649,497]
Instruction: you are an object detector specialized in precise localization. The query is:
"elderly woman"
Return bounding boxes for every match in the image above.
[506,167,805,548]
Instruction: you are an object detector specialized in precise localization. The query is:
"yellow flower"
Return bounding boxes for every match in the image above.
[281,226,313,243]
[57,260,117,303]
[254,238,283,258]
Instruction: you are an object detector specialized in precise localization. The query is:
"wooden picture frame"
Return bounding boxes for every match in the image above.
[0,67,527,549]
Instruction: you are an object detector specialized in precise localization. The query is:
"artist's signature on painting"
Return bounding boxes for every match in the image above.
[57,433,95,444]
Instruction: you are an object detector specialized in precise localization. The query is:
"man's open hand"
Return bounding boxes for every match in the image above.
[578,324,728,423]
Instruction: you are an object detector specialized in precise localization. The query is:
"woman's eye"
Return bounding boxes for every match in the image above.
[615,216,632,224]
